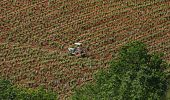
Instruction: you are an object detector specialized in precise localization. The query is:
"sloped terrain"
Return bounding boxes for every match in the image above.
[0,0,170,99]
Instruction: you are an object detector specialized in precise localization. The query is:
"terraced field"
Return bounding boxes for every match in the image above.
[0,0,170,99]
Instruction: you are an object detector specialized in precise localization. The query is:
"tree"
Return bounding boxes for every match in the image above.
[0,78,58,100]
[72,41,169,100]
[0,78,16,100]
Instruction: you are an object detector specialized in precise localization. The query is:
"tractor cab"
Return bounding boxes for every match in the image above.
[68,43,87,57]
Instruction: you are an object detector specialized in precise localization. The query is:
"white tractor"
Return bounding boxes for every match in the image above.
[68,43,87,57]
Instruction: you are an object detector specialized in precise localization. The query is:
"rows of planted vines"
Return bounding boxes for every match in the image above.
[0,0,170,99]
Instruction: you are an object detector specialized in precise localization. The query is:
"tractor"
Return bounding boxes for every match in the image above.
[68,43,87,57]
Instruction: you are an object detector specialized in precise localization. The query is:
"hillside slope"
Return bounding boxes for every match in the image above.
[0,0,170,99]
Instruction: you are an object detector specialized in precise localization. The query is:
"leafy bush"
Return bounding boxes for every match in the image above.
[0,78,58,100]
[72,41,169,100]
[0,79,16,100]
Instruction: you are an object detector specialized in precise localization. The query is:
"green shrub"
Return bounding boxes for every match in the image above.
[0,78,58,100]
[0,79,16,99]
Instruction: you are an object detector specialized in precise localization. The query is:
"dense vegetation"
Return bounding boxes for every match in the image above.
[0,78,58,100]
[72,41,169,100]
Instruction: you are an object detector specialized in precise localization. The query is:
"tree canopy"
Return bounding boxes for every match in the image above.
[72,41,169,100]
[0,78,58,100]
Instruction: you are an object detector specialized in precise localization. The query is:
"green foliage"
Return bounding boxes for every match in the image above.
[0,79,16,99]
[72,41,169,100]
[0,78,58,100]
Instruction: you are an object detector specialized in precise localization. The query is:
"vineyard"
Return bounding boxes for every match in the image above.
[0,0,170,99]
